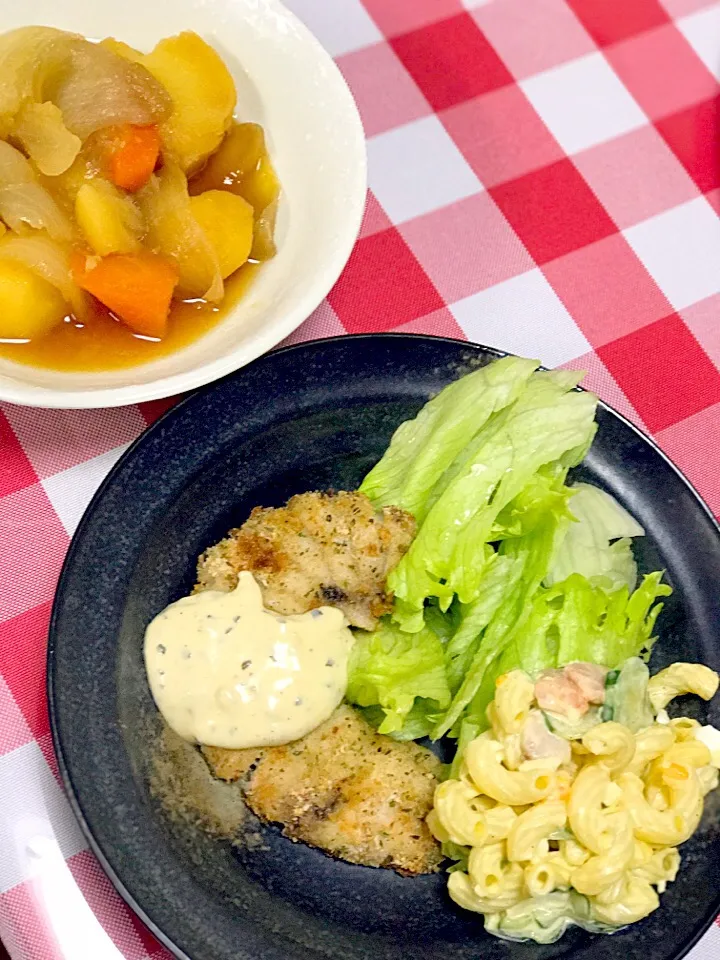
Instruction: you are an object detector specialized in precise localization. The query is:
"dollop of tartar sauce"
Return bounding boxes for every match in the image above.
[144,572,354,749]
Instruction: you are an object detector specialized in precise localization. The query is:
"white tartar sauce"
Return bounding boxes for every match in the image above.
[144,572,354,749]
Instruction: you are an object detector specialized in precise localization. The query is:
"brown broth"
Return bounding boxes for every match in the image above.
[0,263,259,373]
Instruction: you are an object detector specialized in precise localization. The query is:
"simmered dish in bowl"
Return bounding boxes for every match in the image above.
[0,26,280,371]
[142,355,720,942]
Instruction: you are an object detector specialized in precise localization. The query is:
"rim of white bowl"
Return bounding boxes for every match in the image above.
[0,0,367,410]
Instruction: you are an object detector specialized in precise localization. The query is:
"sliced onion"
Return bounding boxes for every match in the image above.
[0,141,73,240]
[0,26,172,140]
[0,233,89,318]
[13,101,81,176]
[0,184,73,240]
[139,162,223,301]
[0,138,34,183]
[0,27,71,122]
[52,40,172,139]
[249,199,278,262]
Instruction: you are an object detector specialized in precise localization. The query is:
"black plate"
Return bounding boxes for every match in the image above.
[48,334,720,960]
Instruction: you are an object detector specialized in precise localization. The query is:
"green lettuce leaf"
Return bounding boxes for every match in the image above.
[449,717,482,778]
[553,571,670,666]
[423,597,462,643]
[346,619,451,735]
[547,483,645,591]
[444,554,517,693]
[359,355,539,521]
[491,463,572,541]
[433,506,570,739]
[389,372,597,629]
[357,698,443,740]
[442,840,470,872]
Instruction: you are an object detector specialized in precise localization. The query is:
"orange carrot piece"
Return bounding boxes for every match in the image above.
[71,250,179,338]
[106,124,161,192]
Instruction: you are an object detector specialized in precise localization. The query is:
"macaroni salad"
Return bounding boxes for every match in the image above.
[428,659,720,943]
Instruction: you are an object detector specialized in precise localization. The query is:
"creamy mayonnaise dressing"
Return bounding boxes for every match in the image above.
[144,572,354,749]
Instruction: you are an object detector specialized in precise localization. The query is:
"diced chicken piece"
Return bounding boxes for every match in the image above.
[564,662,608,705]
[535,669,589,719]
[521,709,571,767]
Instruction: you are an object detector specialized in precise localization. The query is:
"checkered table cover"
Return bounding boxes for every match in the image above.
[2,0,720,956]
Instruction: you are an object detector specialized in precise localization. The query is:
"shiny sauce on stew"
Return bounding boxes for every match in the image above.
[0,264,258,372]
[144,572,354,749]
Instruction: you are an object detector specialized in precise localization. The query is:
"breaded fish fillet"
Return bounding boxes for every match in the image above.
[196,490,441,875]
[203,704,442,875]
[196,490,415,631]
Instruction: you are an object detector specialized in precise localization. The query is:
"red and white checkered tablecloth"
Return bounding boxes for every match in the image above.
[2,0,720,957]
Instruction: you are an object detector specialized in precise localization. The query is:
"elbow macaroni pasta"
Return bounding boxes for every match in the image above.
[571,811,634,896]
[484,804,518,843]
[627,723,675,775]
[648,663,719,711]
[632,847,680,890]
[432,779,488,847]
[524,861,556,897]
[581,721,636,773]
[560,837,589,866]
[652,739,711,773]
[465,737,555,806]
[568,764,614,853]
[540,852,575,888]
[432,663,720,943]
[494,670,536,735]
[506,800,566,862]
[591,876,659,925]
[469,842,525,905]
[669,717,701,741]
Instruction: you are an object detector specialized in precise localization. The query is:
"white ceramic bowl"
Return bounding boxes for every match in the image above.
[0,0,366,408]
